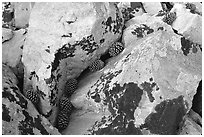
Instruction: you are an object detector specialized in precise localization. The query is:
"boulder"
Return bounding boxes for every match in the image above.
[2,29,26,68]
[22,2,124,124]
[171,3,202,45]
[64,18,201,134]
[12,2,33,28]
[2,64,60,135]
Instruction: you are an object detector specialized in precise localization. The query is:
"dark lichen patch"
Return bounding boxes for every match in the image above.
[29,71,39,81]
[157,27,164,31]
[2,2,14,28]
[140,96,187,135]
[102,4,123,35]
[61,33,72,38]
[2,104,11,122]
[79,35,98,55]
[3,87,16,102]
[185,3,197,15]
[45,49,50,53]
[180,37,200,56]
[51,43,76,72]
[181,37,191,56]
[3,86,28,109]
[140,81,156,102]
[100,38,105,44]
[18,110,35,135]
[131,24,154,38]
[11,87,28,109]
[90,82,143,135]
[34,115,49,135]
[91,93,101,103]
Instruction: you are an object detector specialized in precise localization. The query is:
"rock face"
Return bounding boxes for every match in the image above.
[22,2,124,123]
[64,14,201,134]
[2,64,60,135]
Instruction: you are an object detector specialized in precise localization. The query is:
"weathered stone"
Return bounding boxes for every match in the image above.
[2,29,26,68]
[142,2,163,15]
[2,28,13,42]
[22,2,124,124]
[12,2,33,28]
[64,18,201,134]
[171,3,202,45]
[178,110,202,135]
[2,64,60,135]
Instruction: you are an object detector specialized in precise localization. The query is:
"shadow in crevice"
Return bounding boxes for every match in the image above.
[192,80,202,117]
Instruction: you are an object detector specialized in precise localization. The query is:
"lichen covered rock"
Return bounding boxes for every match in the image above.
[64,18,201,134]
[171,3,202,45]
[2,64,60,135]
[22,2,124,124]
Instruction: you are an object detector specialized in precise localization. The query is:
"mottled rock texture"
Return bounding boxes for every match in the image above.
[22,2,124,124]
[65,15,201,135]
[2,64,60,135]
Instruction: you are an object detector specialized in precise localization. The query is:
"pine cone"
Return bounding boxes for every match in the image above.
[89,59,105,72]
[57,111,70,131]
[109,42,124,57]
[64,78,77,97]
[25,89,39,104]
[59,97,73,112]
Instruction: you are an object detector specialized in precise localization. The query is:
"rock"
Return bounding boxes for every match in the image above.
[178,110,202,135]
[12,2,33,28]
[142,2,163,15]
[22,2,124,124]
[65,17,201,134]
[2,28,14,42]
[2,29,26,68]
[171,3,202,45]
[2,64,60,135]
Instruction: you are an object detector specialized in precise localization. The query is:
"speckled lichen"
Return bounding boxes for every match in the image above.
[131,24,154,38]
